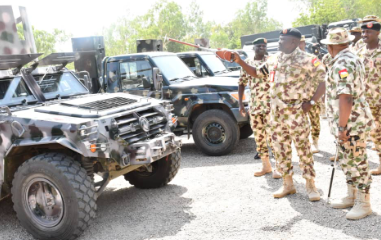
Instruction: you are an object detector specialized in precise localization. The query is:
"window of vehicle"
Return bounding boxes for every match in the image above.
[107,62,119,92]
[0,79,11,99]
[120,60,153,90]
[180,56,207,77]
[199,54,227,74]
[152,56,195,81]
[33,72,88,99]
[0,78,33,99]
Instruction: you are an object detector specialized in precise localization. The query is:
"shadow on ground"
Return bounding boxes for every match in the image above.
[81,184,194,240]
[260,181,381,239]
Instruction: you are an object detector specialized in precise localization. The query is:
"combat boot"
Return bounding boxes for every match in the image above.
[330,184,356,209]
[346,192,372,220]
[370,157,381,175]
[311,139,319,153]
[254,157,272,177]
[273,175,296,198]
[306,178,320,201]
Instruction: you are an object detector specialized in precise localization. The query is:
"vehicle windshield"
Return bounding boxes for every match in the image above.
[33,72,89,99]
[151,56,195,81]
[199,54,227,73]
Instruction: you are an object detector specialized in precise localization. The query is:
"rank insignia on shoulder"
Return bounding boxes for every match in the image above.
[339,69,349,79]
[312,58,320,67]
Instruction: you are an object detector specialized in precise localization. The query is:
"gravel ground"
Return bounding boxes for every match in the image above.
[1,119,381,240]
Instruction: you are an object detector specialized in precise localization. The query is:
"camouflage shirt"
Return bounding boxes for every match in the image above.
[325,48,374,136]
[356,40,381,107]
[239,56,270,115]
[256,47,326,109]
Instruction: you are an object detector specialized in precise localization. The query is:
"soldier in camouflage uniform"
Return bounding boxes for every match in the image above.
[238,38,281,179]
[322,27,374,220]
[352,15,381,53]
[356,21,381,175]
[234,28,326,202]
[349,27,362,52]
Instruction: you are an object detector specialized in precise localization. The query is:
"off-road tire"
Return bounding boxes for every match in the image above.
[11,153,97,240]
[192,109,240,156]
[124,149,181,189]
[240,123,253,139]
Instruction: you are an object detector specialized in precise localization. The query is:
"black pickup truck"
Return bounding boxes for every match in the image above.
[101,51,252,156]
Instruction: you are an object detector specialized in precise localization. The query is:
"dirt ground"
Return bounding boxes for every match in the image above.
[1,119,381,240]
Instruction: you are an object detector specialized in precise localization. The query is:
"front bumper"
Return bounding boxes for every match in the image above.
[129,133,181,165]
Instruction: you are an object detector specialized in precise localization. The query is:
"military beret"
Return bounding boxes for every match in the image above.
[252,38,267,45]
[361,21,381,31]
[280,28,302,39]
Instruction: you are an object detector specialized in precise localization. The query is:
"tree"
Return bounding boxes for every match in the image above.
[292,0,381,27]
[33,27,71,58]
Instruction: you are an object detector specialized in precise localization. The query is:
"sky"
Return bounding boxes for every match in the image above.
[5,0,301,51]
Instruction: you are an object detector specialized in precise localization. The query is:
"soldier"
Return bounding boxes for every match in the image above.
[356,21,381,175]
[238,38,281,179]
[322,27,374,220]
[233,28,326,201]
[349,27,362,52]
[353,15,381,52]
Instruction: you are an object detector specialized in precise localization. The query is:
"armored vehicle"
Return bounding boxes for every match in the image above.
[176,51,239,78]
[0,53,182,240]
[102,51,252,156]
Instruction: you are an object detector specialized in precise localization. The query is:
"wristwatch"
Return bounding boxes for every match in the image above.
[338,126,346,132]
[310,100,316,106]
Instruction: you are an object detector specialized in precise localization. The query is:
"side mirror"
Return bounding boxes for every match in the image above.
[152,67,163,91]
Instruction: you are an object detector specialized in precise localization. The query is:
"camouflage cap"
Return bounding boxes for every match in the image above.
[349,26,361,33]
[358,15,381,23]
[320,27,355,45]
[300,35,306,42]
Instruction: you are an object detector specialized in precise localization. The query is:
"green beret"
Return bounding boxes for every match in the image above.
[252,38,267,45]
[280,28,302,39]
[361,21,381,31]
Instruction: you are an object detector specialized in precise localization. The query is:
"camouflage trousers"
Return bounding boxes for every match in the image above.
[370,107,381,157]
[308,104,321,142]
[320,100,326,116]
[249,113,272,159]
[338,134,372,193]
[271,107,315,179]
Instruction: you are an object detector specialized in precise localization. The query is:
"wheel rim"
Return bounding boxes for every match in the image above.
[202,122,226,144]
[24,177,64,228]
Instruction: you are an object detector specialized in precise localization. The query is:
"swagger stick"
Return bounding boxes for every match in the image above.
[328,141,340,203]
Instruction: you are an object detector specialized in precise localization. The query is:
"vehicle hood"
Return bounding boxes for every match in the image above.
[216,70,240,78]
[6,93,159,123]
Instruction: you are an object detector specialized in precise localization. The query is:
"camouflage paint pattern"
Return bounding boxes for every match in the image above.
[256,47,326,179]
[326,48,374,137]
[338,134,372,193]
[0,77,181,197]
[0,6,36,54]
[369,107,381,155]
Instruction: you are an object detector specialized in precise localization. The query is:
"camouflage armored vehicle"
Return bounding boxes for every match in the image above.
[101,51,252,156]
[176,51,239,78]
[0,53,182,240]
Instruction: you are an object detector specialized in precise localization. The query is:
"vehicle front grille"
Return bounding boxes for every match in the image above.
[75,97,138,111]
[115,108,167,144]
